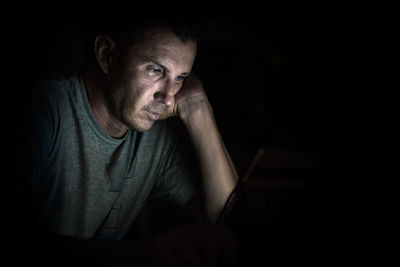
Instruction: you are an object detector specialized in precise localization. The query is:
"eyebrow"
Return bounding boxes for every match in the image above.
[140,55,190,77]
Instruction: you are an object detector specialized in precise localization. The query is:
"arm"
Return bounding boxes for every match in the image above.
[163,74,239,223]
[16,81,235,266]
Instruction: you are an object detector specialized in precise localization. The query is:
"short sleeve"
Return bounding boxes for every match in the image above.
[19,84,57,198]
[10,82,57,230]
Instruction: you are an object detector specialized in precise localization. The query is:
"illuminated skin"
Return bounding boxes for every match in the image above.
[85,27,238,222]
[86,27,197,135]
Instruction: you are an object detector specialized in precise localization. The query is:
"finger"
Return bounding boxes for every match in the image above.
[159,104,176,120]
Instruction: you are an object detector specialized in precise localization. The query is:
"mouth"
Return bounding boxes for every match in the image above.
[145,110,161,121]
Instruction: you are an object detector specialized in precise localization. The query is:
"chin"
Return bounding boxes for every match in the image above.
[129,120,155,132]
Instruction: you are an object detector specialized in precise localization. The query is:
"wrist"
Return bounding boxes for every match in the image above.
[178,97,212,123]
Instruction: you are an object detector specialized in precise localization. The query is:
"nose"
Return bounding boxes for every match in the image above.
[154,80,179,107]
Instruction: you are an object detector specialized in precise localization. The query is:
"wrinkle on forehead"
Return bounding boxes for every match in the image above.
[133,28,197,72]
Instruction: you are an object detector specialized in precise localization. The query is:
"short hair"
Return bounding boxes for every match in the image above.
[86,6,202,49]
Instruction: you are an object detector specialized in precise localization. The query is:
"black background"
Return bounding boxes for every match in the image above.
[4,4,355,171]
[3,2,364,264]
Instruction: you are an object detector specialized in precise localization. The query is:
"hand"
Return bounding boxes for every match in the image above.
[160,73,208,120]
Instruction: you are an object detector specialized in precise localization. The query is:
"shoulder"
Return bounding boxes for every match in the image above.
[32,74,79,101]
[25,74,83,116]
[20,74,82,126]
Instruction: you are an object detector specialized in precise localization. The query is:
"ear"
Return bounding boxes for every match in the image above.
[94,35,117,74]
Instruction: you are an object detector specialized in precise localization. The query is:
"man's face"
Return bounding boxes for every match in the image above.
[106,28,197,132]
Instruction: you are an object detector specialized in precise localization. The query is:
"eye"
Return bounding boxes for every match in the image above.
[176,75,186,82]
[147,65,163,76]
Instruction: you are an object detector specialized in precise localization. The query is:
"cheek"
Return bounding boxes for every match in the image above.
[125,79,157,110]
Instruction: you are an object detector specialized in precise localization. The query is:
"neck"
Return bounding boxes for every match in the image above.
[83,67,129,138]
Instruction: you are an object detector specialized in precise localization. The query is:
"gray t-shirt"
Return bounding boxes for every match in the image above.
[21,74,198,240]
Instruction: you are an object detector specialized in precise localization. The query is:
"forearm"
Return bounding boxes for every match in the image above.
[181,100,238,223]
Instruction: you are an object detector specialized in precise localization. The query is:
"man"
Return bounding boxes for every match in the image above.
[13,10,238,266]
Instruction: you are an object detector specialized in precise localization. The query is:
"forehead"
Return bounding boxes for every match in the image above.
[126,28,197,67]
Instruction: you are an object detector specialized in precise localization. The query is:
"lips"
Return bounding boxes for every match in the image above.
[144,102,166,121]
[145,110,161,121]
